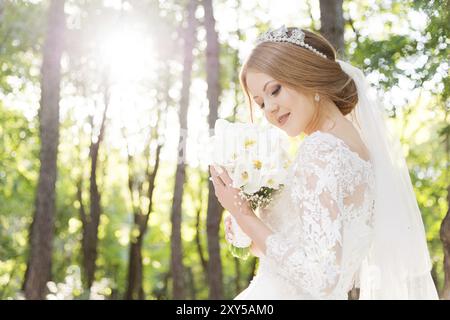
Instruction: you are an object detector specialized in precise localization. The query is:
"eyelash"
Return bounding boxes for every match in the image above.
[260,85,281,109]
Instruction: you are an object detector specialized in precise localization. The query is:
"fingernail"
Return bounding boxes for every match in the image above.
[214,165,223,174]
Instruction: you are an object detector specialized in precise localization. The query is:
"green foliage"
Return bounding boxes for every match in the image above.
[0,104,39,298]
[0,0,46,92]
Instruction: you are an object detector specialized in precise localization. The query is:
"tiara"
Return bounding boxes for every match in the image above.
[256,25,328,59]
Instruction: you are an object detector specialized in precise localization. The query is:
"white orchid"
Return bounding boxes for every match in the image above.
[207,119,292,259]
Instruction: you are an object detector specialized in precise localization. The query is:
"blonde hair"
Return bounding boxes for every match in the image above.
[239,28,358,123]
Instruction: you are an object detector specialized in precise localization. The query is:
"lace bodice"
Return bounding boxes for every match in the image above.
[257,130,376,299]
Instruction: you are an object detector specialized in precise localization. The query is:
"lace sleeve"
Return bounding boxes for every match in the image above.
[263,140,344,299]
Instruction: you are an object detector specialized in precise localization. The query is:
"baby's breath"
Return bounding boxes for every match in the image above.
[239,185,284,211]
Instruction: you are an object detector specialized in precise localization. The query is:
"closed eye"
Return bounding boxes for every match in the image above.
[271,85,281,96]
[260,85,281,109]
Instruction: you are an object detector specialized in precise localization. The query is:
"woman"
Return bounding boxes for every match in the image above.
[209,25,438,299]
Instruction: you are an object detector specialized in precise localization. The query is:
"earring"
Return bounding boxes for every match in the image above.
[314,93,320,102]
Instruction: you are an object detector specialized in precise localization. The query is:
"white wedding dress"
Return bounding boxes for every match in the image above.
[234,130,376,300]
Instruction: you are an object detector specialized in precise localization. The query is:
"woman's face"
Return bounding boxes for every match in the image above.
[246,70,316,137]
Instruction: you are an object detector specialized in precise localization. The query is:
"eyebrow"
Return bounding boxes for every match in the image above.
[252,80,275,99]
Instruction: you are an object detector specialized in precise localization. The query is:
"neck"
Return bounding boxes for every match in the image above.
[305,99,342,135]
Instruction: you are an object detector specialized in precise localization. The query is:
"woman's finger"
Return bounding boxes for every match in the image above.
[210,166,225,188]
[211,165,232,187]
[210,175,223,194]
[217,166,233,187]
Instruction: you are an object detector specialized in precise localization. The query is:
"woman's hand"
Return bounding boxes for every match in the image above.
[209,165,252,217]
[224,214,262,257]
[210,165,273,256]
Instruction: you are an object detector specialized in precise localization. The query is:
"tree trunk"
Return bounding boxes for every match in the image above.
[441,189,450,299]
[195,181,208,280]
[80,83,109,291]
[23,0,65,300]
[125,64,168,299]
[439,109,450,299]
[126,236,145,299]
[319,0,345,56]
[125,142,162,300]
[186,266,197,299]
[202,0,223,300]
[170,0,198,300]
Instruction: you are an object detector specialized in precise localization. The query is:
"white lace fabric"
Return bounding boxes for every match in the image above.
[241,131,376,300]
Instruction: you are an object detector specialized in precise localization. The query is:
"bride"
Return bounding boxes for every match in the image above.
[209,25,439,300]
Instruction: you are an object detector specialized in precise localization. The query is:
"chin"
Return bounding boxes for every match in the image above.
[283,128,296,137]
[281,125,299,137]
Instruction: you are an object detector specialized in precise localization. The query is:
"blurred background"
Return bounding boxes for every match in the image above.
[0,0,449,300]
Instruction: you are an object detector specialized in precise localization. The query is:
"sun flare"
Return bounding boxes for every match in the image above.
[99,28,155,83]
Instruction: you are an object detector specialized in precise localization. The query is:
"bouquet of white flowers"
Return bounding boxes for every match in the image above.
[208,119,291,259]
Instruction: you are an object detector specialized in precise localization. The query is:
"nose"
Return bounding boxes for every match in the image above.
[265,101,279,114]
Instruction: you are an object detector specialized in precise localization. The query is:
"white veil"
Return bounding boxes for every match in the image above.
[336,59,439,299]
